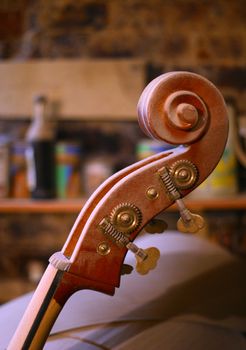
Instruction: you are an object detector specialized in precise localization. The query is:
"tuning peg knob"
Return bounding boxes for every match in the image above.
[144,219,168,234]
[99,217,160,275]
[135,247,160,275]
[175,198,205,233]
[177,212,205,233]
[126,242,160,275]
[121,264,134,275]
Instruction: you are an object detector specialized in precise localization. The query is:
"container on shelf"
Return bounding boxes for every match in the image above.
[83,156,112,196]
[10,142,29,198]
[237,114,246,192]
[136,139,174,160]
[190,103,238,198]
[55,141,82,198]
[0,136,10,198]
[25,95,56,199]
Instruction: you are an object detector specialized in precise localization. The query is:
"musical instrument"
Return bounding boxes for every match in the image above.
[8,71,228,349]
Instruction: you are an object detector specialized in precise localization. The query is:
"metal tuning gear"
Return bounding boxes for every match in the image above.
[99,202,160,275]
[99,217,160,275]
[158,162,205,234]
[109,203,142,235]
[169,159,198,190]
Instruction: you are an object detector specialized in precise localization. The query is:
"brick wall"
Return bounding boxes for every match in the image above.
[0,0,245,66]
[1,0,245,110]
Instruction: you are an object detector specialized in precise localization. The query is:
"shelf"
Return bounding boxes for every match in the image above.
[0,198,86,214]
[173,194,246,211]
[0,195,245,214]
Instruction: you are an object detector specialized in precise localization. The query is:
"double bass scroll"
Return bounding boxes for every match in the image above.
[8,71,228,350]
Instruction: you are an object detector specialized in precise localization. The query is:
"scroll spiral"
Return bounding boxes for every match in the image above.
[137,71,226,145]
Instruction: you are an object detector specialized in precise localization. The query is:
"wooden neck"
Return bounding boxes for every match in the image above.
[7,265,67,350]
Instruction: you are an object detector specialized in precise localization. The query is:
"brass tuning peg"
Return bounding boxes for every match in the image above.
[136,247,160,275]
[158,163,205,235]
[99,213,160,275]
[176,198,205,234]
[126,242,160,275]
[177,213,205,234]
[144,219,168,234]
[121,264,134,275]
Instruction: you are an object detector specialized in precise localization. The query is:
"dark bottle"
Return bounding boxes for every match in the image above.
[25,95,55,199]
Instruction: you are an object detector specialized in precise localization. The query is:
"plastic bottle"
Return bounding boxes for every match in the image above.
[25,95,55,199]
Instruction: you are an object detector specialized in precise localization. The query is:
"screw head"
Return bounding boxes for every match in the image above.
[146,187,159,200]
[117,212,133,226]
[97,242,111,256]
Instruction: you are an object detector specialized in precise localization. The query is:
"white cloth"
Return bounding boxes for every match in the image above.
[0,231,245,349]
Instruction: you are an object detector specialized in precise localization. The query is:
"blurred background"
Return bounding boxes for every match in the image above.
[0,0,245,302]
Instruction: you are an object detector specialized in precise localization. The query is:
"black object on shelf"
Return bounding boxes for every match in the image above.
[25,95,56,199]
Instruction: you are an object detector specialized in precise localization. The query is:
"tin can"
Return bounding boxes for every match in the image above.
[55,142,82,198]
[10,142,29,198]
[136,139,174,160]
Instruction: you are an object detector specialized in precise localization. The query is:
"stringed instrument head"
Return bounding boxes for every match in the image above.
[7,71,230,350]
[55,71,228,298]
